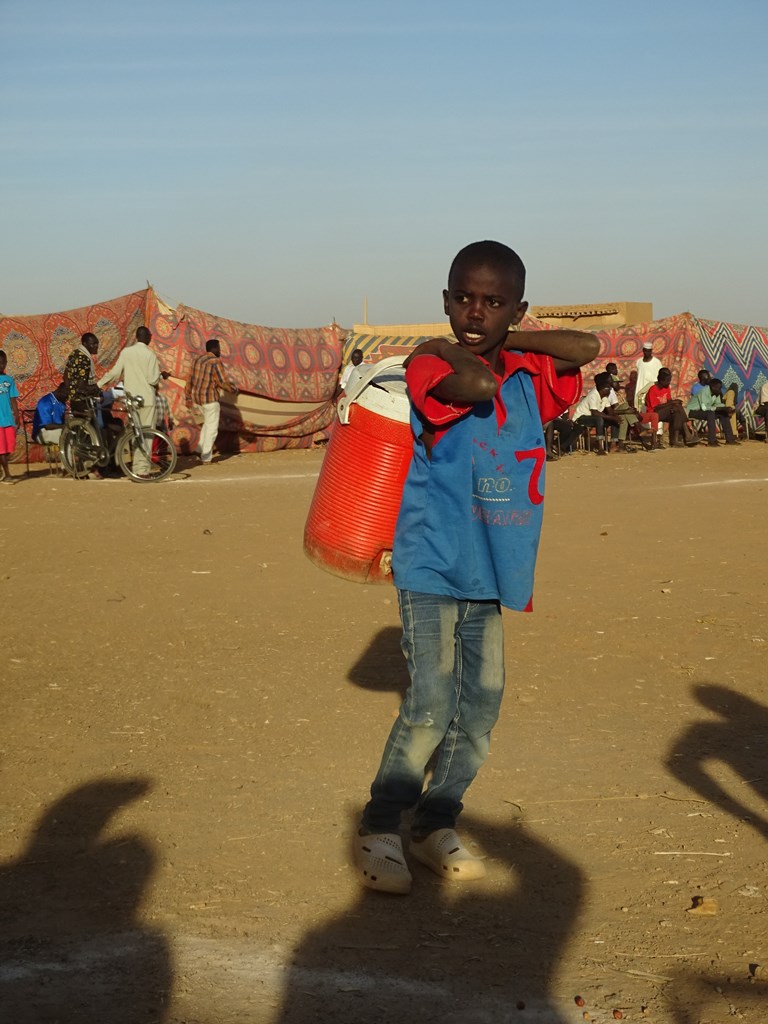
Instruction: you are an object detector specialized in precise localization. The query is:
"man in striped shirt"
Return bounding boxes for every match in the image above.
[185,339,239,463]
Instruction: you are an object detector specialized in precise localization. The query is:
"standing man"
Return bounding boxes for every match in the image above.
[185,339,238,464]
[99,327,163,475]
[634,341,663,412]
[339,348,365,391]
[64,333,102,416]
[99,326,162,426]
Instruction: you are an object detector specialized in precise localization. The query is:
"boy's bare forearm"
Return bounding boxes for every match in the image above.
[507,329,600,369]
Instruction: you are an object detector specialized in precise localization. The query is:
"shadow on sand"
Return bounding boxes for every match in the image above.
[666,683,768,839]
[0,777,171,1023]
[664,683,768,1021]
[347,626,410,696]
[276,811,585,1023]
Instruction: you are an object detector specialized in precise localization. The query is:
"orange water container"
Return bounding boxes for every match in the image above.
[304,357,412,583]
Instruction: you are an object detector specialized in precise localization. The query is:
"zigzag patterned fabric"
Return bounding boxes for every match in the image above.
[695,318,768,426]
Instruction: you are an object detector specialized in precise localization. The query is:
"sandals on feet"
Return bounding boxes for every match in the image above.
[410,829,487,881]
[354,832,412,894]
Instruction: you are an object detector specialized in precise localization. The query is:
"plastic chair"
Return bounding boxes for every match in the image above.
[20,409,63,475]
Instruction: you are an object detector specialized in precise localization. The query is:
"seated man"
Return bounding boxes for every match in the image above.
[626,370,661,448]
[646,368,698,448]
[686,377,739,447]
[32,382,68,443]
[690,369,711,398]
[572,371,615,455]
[544,415,583,460]
[604,363,645,451]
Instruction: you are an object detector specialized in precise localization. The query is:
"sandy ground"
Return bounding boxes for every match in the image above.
[1,440,767,1024]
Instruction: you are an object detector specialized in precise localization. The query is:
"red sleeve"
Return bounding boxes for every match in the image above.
[646,385,661,411]
[522,352,583,424]
[404,354,472,426]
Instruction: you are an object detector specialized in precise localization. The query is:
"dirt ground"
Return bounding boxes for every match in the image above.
[1,440,767,1024]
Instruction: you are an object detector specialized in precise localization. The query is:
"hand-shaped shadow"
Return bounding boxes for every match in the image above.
[0,777,171,1024]
[666,684,768,839]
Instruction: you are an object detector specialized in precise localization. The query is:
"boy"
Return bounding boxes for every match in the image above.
[354,241,598,894]
[0,351,20,483]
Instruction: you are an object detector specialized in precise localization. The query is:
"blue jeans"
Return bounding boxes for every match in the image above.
[362,589,505,837]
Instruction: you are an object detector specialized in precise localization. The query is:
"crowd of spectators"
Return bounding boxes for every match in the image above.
[544,342,764,460]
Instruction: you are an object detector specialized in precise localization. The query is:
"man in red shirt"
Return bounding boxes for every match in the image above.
[645,368,698,448]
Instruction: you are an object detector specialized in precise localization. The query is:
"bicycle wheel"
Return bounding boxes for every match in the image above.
[115,428,177,482]
[60,420,103,479]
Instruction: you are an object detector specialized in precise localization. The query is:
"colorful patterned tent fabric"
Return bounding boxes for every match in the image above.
[346,313,705,400]
[146,290,343,455]
[0,291,148,463]
[583,313,705,397]
[0,288,344,462]
[346,311,768,425]
[6,292,766,465]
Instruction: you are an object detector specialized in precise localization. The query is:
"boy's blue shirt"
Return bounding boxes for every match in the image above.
[0,373,19,428]
[392,353,549,611]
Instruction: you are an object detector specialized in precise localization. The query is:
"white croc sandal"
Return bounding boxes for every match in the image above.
[410,828,486,880]
[354,832,412,894]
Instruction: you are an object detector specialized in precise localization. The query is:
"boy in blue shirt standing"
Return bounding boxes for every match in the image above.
[0,351,21,484]
[355,241,599,893]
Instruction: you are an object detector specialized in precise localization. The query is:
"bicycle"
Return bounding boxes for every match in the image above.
[60,392,177,483]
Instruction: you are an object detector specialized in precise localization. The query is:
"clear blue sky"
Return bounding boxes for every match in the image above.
[2,0,766,327]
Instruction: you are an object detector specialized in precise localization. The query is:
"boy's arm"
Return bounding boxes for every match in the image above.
[403,337,497,403]
[506,329,599,372]
[11,396,20,426]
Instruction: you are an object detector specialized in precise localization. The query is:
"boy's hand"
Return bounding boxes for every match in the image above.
[403,337,453,368]
[508,328,599,371]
